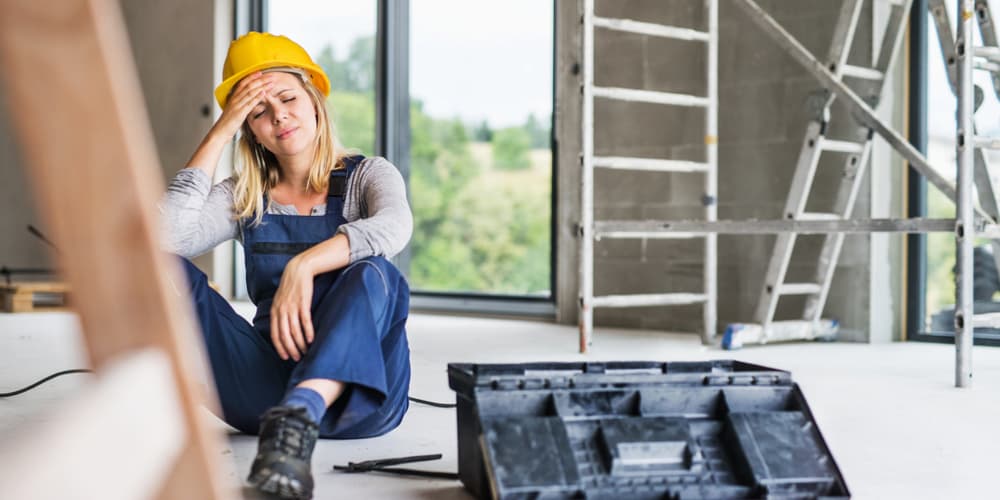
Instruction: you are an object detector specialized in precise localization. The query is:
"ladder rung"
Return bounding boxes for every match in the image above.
[593,156,709,173]
[974,46,1000,63]
[975,59,1000,73]
[592,293,708,308]
[972,312,1000,329]
[593,16,710,42]
[797,212,840,221]
[819,138,865,154]
[593,221,710,239]
[973,136,1000,150]
[840,64,884,81]
[594,230,704,240]
[776,283,822,295]
[979,223,1000,238]
[593,86,709,107]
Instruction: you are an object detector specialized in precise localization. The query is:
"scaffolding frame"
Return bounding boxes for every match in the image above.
[723,0,992,387]
[577,0,996,387]
[579,0,719,352]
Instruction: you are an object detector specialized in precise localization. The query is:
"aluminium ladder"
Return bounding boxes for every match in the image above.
[720,0,996,386]
[579,0,719,352]
[726,0,914,348]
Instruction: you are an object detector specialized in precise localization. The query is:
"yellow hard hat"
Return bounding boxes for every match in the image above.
[214,32,330,108]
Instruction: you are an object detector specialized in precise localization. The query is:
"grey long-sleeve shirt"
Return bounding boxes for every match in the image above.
[160,156,413,262]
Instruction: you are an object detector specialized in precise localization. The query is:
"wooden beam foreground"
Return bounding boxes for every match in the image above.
[0,0,233,498]
[0,350,188,499]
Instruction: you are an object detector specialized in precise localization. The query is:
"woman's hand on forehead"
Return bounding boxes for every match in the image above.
[210,72,275,140]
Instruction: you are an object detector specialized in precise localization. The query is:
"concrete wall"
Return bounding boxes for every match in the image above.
[556,0,906,342]
[0,0,229,291]
[0,79,52,271]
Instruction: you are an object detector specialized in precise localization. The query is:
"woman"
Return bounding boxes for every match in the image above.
[160,32,413,500]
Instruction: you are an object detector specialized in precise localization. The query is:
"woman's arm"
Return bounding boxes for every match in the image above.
[269,233,350,361]
[337,156,414,261]
[269,156,413,361]
[159,172,240,257]
[160,72,275,257]
[187,72,273,179]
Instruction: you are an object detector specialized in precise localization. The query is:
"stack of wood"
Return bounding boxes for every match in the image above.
[0,282,71,313]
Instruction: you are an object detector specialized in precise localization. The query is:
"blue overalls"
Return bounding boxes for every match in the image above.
[179,155,411,439]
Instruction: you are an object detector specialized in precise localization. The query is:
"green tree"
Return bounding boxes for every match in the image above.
[315,45,347,92]
[313,38,374,94]
[523,113,550,148]
[344,37,375,92]
[328,91,374,154]
[408,102,482,289]
[492,127,531,170]
[471,120,493,142]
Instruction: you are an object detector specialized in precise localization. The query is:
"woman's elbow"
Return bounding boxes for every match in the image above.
[384,215,413,258]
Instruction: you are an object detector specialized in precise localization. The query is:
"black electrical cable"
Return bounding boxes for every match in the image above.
[1,368,457,410]
[407,396,456,408]
[0,368,93,397]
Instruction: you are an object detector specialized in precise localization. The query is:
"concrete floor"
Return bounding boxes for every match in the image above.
[1,308,998,499]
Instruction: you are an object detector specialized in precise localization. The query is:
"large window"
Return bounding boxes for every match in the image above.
[917,1,1000,343]
[408,0,553,296]
[259,1,555,305]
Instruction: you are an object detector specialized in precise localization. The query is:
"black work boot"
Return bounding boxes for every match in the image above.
[247,406,320,500]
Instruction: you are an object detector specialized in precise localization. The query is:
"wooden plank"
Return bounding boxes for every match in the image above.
[0,282,71,312]
[0,350,187,500]
[0,1,233,499]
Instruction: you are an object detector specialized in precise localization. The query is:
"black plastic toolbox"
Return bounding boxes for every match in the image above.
[447,360,848,499]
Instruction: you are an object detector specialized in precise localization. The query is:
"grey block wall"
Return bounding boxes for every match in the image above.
[0,0,219,278]
[556,0,899,340]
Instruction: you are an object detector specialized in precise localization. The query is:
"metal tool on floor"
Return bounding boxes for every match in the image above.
[333,453,458,480]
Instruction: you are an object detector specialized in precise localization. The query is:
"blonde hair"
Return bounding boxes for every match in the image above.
[232,69,350,226]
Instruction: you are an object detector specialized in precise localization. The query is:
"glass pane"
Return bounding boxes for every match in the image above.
[924,5,1000,336]
[268,1,377,155]
[409,0,553,296]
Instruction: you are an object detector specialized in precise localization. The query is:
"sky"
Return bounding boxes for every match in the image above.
[267,0,553,128]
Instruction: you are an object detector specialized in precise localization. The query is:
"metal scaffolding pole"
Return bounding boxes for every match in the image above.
[956,0,975,387]
[704,0,719,351]
[595,218,957,235]
[580,0,595,353]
